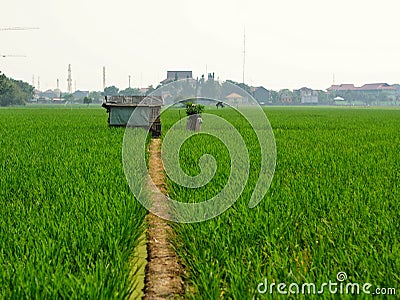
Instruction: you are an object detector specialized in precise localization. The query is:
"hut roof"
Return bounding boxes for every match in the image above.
[104,95,162,106]
[225,93,243,99]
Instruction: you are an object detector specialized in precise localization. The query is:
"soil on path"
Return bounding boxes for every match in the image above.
[144,138,183,299]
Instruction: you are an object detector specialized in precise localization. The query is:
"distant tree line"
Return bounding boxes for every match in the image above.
[57,86,155,104]
[103,85,155,97]
[0,71,34,106]
[227,80,332,104]
[329,90,398,104]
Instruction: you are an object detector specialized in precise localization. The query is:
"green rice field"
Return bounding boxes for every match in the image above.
[162,106,400,298]
[0,108,146,298]
[0,106,399,299]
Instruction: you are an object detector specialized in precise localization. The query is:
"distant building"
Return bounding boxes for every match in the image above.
[327,84,357,91]
[39,89,58,100]
[280,92,292,104]
[251,86,270,104]
[139,88,149,95]
[160,71,193,85]
[327,83,397,102]
[359,83,396,94]
[327,83,397,93]
[391,84,400,100]
[391,84,400,95]
[72,90,89,99]
[294,87,319,104]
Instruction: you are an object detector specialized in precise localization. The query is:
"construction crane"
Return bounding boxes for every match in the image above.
[0,54,26,58]
[0,27,39,31]
[0,27,38,58]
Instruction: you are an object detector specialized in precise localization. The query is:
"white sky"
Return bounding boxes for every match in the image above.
[0,0,399,92]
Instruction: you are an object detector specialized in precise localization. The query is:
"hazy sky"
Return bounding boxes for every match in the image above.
[0,0,399,92]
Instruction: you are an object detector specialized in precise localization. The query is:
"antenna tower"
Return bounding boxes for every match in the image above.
[67,64,72,93]
[57,78,61,97]
[103,66,106,90]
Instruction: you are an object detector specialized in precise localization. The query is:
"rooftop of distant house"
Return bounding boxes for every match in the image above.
[327,83,396,91]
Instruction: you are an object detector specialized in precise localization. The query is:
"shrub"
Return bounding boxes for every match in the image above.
[185,102,204,116]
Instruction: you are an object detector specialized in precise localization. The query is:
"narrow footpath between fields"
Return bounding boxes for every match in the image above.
[144,138,183,299]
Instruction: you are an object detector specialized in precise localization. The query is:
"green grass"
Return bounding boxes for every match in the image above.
[0,108,147,299]
[162,106,400,299]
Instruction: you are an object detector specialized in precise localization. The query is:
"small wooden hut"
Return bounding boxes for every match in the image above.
[102,95,162,137]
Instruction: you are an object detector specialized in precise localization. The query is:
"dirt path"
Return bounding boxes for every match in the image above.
[144,138,183,299]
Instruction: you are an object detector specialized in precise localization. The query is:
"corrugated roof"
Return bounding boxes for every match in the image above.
[328,83,396,91]
[359,83,396,90]
[327,84,356,91]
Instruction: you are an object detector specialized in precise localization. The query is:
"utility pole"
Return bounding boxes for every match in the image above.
[129,75,131,88]
[242,28,246,84]
[57,78,61,98]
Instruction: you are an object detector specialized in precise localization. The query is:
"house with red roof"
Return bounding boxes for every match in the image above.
[327,83,397,103]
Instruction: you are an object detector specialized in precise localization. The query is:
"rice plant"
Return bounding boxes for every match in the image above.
[162,106,400,299]
[0,108,146,299]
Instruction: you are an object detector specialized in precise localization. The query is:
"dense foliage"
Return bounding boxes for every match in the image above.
[0,71,34,106]
[185,102,205,115]
[104,86,142,96]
